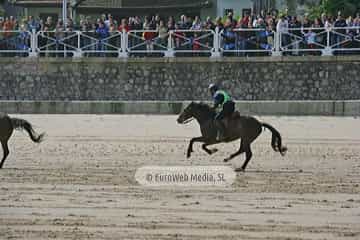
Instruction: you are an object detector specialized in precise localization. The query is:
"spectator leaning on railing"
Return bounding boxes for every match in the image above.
[167,16,175,31]
[118,18,130,33]
[191,16,202,30]
[27,16,40,32]
[55,19,65,55]
[157,20,168,47]
[143,21,155,53]
[276,15,289,49]
[222,18,236,52]
[95,21,109,56]
[173,23,185,49]
[288,16,301,55]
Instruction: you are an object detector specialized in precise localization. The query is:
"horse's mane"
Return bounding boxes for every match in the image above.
[194,102,216,115]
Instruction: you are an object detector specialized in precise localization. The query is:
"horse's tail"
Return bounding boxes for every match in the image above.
[262,122,287,156]
[11,118,45,143]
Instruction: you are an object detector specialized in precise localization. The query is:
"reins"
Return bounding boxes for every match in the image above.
[182,117,194,124]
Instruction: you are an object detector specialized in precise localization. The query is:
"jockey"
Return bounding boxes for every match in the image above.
[208,83,235,141]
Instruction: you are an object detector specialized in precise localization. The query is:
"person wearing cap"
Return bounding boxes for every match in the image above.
[208,83,235,141]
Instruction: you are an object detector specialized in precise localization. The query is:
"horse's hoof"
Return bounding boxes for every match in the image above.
[280,147,288,156]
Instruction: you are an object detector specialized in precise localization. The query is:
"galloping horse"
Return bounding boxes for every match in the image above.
[0,113,44,168]
[177,102,287,171]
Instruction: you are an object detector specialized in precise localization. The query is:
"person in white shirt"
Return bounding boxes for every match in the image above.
[277,15,289,50]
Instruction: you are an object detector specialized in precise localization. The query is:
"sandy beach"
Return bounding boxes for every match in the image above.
[0,115,359,239]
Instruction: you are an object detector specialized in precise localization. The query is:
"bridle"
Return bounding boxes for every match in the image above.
[179,102,214,125]
[182,117,194,124]
[179,107,195,124]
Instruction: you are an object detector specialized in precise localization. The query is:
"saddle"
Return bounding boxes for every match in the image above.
[231,111,241,119]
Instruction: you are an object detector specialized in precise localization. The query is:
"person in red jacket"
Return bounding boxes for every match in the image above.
[118,18,130,33]
[143,24,156,52]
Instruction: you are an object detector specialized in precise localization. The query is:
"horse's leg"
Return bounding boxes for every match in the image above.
[202,143,218,155]
[187,137,205,158]
[237,144,253,171]
[224,140,245,162]
[0,141,9,169]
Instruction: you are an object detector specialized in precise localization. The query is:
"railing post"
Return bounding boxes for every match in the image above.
[322,27,332,56]
[211,27,221,58]
[73,31,82,58]
[118,29,128,58]
[164,30,174,57]
[272,31,281,56]
[28,29,38,57]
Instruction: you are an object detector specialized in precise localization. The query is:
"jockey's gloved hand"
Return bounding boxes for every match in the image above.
[213,102,220,109]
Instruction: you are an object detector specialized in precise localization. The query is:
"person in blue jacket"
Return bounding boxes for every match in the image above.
[96,21,110,55]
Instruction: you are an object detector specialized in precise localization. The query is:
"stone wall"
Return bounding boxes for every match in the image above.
[0,56,359,101]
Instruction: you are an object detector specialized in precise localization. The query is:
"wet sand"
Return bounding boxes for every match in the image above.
[0,115,359,239]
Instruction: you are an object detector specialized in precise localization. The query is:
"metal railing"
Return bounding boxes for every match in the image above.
[36,30,123,57]
[127,29,169,56]
[79,30,123,57]
[328,26,360,55]
[169,29,215,56]
[36,30,78,57]
[1,26,360,57]
[220,28,274,56]
[279,26,360,55]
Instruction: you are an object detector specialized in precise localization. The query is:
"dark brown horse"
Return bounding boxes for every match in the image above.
[177,102,287,171]
[0,113,44,168]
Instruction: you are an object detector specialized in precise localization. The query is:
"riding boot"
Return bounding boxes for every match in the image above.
[216,120,226,141]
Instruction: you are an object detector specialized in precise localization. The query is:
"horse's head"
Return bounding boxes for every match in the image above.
[177,102,215,124]
[177,102,195,124]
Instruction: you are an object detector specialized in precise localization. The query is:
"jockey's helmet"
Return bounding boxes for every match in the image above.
[208,83,219,94]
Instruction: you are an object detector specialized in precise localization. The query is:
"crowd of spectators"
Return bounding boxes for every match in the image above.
[1,9,360,57]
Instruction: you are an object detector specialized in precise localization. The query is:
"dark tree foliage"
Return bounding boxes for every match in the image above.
[322,0,360,16]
